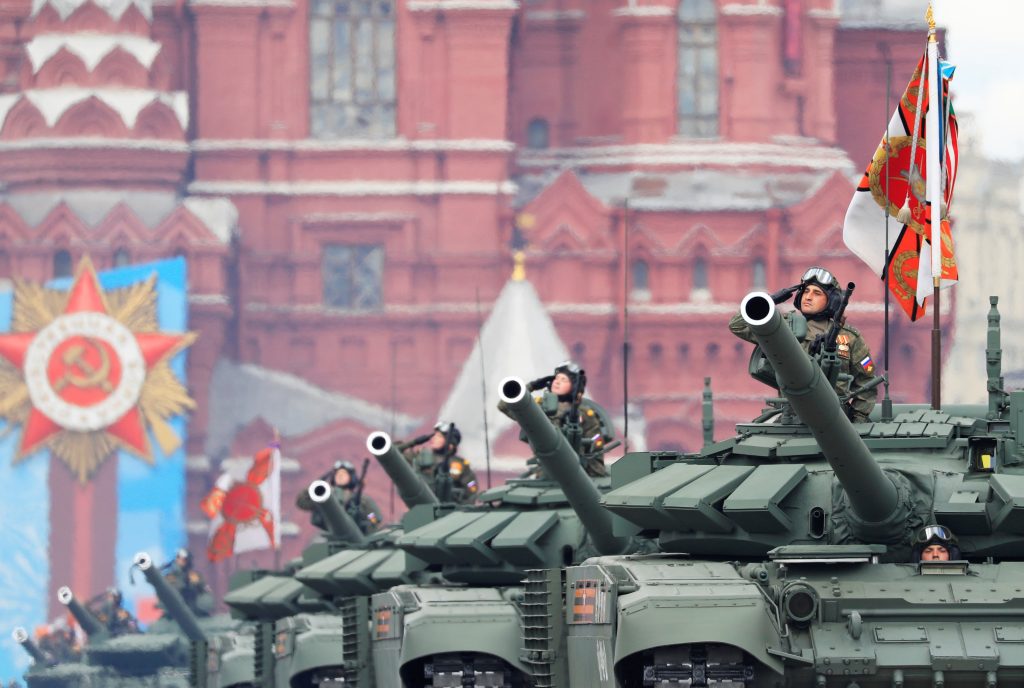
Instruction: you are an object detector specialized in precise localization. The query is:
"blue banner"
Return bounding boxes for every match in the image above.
[0,257,191,683]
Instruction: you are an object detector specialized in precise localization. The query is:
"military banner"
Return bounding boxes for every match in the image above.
[0,257,195,682]
[842,50,959,321]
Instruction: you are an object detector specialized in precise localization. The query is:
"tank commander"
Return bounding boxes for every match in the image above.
[35,620,80,664]
[297,459,382,535]
[729,266,878,422]
[162,548,213,617]
[912,524,960,562]
[401,421,479,504]
[500,360,614,477]
[88,587,139,636]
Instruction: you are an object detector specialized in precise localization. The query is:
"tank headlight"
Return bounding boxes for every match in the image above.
[782,583,819,626]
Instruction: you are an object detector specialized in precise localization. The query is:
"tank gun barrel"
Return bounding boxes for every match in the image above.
[308,480,368,544]
[740,292,899,523]
[367,431,440,507]
[13,627,50,666]
[57,586,106,639]
[133,552,206,642]
[499,377,629,555]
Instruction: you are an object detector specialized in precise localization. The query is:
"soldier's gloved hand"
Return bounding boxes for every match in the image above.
[769,284,801,304]
[527,375,555,392]
[411,433,433,446]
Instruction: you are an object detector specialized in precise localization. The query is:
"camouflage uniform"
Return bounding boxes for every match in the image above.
[499,391,613,477]
[163,560,213,617]
[36,626,80,664]
[729,310,878,422]
[88,593,139,636]
[296,488,382,535]
[403,447,479,504]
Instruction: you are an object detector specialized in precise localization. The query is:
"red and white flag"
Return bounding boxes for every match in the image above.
[201,443,281,562]
[842,49,958,321]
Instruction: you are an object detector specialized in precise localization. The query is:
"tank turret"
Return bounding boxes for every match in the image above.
[12,627,50,667]
[499,377,629,555]
[57,586,107,641]
[367,431,439,507]
[134,552,206,643]
[739,291,910,536]
[307,479,368,544]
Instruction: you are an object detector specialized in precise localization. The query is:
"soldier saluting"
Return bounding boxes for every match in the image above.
[501,360,615,476]
[401,422,479,504]
[729,266,877,422]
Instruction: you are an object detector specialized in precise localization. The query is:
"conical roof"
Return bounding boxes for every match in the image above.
[438,257,569,461]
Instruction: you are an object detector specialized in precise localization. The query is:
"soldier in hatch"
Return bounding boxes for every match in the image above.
[501,360,615,477]
[87,587,139,636]
[162,548,213,617]
[729,266,878,422]
[296,459,382,534]
[911,524,961,562]
[402,421,479,504]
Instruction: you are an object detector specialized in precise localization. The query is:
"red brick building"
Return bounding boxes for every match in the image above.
[0,0,946,596]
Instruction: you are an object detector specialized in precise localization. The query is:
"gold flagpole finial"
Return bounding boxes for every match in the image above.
[926,4,936,36]
[512,250,526,281]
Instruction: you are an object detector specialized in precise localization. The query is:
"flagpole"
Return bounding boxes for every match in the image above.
[881,42,894,422]
[926,6,942,409]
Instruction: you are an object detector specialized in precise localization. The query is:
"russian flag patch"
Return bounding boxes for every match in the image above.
[860,355,874,374]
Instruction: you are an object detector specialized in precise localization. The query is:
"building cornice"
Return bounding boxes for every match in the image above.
[408,0,518,11]
[612,6,674,18]
[188,179,517,197]
[525,9,585,22]
[0,137,190,153]
[241,300,918,318]
[191,138,515,153]
[721,3,783,17]
[517,140,854,172]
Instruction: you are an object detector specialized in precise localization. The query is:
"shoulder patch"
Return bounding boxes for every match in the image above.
[842,323,862,336]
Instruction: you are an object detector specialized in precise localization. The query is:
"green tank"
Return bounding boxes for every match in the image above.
[14,564,247,688]
[367,400,641,688]
[221,470,443,688]
[521,291,1024,687]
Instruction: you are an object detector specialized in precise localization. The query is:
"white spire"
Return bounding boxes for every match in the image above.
[438,272,570,462]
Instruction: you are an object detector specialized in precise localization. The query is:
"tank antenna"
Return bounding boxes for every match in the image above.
[622,196,631,443]
[475,285,493,488]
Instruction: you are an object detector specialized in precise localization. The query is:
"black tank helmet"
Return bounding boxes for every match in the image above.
[433,421,461,451]
[331,460,359,488]
[911,524,961,562]
[793,266,843,319]
[553,360,587,401]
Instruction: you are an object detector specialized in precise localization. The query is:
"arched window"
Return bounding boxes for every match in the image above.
[572,341,586,361]
[113,248,131,267]
[706,342,719,361]
[310,0,396,138]
[691,255,711,302]
[53,249,72,278]
[693,256,708,289]
[526,118,550,149]
[752,258,766,289]
[677,0,719,137]
[631,258,650,300]
[677,343,690,362]
[648,342,663,361]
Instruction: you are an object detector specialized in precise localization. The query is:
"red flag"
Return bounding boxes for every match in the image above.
[843,51,959,320]
[202,445,281,562]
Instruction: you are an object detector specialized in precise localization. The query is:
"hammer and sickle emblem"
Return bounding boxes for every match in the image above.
[53,338,113,393]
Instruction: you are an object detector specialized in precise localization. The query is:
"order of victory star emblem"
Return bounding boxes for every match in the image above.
[0,257,198,481]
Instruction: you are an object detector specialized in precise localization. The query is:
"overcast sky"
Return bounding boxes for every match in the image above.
[933,0,1023,160]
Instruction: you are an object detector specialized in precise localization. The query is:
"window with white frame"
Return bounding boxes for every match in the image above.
[310,0,396,138]
[677,0,719,137]
[322,244,384,309]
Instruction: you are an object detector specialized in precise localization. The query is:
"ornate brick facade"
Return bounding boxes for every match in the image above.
[0,0,948,602]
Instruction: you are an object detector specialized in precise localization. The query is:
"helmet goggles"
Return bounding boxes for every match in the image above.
[915,524,956,546]
[801,267,837,289]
